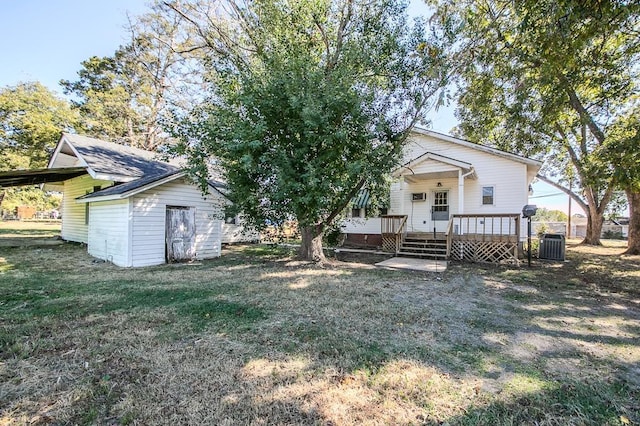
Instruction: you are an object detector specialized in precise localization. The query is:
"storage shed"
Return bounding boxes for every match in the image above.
[1,133,256,267]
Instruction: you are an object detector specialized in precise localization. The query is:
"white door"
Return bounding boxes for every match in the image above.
[431,190,449,232]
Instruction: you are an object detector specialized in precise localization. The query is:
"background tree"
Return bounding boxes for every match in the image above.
[0,82,78,214]
[433,0,640,245]
[61,2,202,151]
[532,208,568,223]
[607,102,640,254]
[168,0,452,261]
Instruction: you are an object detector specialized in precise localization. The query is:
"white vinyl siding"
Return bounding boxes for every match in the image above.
[396,178,459,233]
[341,218,382,234]
[61,174,112,243]
[348,133,533,239]
[222,220,259,243]
[401,134,530,237]
[402,134,529,215]
[130,178,224,267]
[87,199,130,266]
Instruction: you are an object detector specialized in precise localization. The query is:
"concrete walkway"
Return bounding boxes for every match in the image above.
[375,257,448,273]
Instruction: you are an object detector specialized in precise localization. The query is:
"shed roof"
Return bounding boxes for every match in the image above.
[49,133,181,182]
[76,170,226,203]
[0,167,87,187]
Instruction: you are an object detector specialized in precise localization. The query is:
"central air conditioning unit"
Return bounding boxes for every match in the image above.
[411,192,427,202]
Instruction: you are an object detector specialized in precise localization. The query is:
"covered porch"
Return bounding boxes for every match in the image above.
[390,152,477,234]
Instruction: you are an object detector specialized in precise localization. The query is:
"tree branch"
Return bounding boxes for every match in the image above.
[535,174,589,213]
[557,72,606,144]
[327,0,353,71]
[323,176,367,229]
[312,15,332,66]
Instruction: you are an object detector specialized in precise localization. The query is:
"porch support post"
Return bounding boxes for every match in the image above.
[398,178,405,216]
[458,169,464,215]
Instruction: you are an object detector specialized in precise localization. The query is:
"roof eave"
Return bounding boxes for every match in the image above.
[76,171,186,203]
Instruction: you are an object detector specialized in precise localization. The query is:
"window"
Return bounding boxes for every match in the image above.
[351,208,361,218]
[433,191,448,212]
[482,186,494,205]
[85,186,102,225]
[85,202,90,225]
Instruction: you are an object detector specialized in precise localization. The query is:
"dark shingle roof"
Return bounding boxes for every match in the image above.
[78,171,227,201]
[62,133,180,179]
[78,170,184,200]
[56,134,227,201]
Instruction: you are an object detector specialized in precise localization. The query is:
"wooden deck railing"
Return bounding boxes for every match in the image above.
[445,216,454,259]
[449,213,521,242]
[381,215,407,253]
[447,213,522,263]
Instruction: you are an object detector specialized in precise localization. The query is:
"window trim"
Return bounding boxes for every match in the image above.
[482,185,495,206]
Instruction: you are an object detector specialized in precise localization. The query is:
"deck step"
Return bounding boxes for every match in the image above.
[405,232,446,239]
[402,241,447,247]
[397,251,447,259]
[400,247,447,253]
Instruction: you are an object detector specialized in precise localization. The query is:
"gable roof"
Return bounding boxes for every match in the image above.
[48,133,180,182]
[409,127,543,169]
[393,151,477,179]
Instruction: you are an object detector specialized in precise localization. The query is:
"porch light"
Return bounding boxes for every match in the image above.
[437,182,442,187]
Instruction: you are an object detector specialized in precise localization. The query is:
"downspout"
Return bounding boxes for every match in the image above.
[458,167,475,227]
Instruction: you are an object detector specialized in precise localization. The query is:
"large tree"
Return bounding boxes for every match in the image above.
[167,0,451,261]
[0,82,78,213]
[61,2,202,151]
[434,0,640,245]
[607,103,640,254]
[0,82,78,169]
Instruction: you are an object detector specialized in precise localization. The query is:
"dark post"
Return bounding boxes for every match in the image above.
[527,216,532,267]
[521,204,538,268]
[433,227,436,239]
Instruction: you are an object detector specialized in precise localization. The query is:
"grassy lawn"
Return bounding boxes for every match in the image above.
[0,221,62,248]
[0,227,638,425]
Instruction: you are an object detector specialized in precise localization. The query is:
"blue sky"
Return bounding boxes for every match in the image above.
[0,0,578,214]
[0,0,148,93]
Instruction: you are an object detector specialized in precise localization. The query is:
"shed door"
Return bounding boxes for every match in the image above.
[166,206,196,263]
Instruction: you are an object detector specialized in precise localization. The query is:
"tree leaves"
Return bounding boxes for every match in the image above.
[168,0,451,258]
[0,82,79,170]
[433,0,639,244]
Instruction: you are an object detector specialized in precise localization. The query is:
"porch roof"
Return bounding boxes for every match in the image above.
[392,152,477,182]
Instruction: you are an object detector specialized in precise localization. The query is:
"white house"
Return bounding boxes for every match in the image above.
[0,133,255,267]
[342,128,542,263]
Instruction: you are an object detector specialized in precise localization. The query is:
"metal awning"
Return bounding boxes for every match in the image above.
[0,167,87,187]
[351,189,371,208]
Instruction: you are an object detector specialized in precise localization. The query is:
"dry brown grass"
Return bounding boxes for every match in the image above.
[1,229,639,425]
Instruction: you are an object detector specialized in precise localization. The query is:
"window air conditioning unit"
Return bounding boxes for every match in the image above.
[411,192,426,202]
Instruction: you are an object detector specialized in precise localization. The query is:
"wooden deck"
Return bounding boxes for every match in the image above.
[379,214,522,264]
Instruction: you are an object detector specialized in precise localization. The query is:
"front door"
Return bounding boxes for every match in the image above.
[166,206,196,263]
[431,190,449,224]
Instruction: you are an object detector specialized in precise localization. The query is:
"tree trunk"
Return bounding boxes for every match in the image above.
[298,225,326,262]
[0,191,5,218]
[624,189,640,255]
[583,206,604,245]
